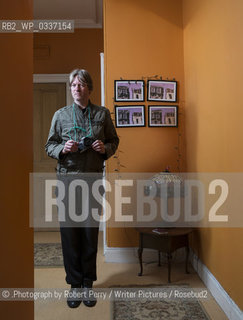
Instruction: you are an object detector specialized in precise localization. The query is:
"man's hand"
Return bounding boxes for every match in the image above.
[62,140,79,154]
[91,140,105,154]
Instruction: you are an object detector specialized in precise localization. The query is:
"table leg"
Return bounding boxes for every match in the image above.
[185,246,190,274]
[167,253,172,283]
[138,247,143,276]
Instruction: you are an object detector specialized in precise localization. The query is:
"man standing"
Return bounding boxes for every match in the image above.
[45,69,119,308]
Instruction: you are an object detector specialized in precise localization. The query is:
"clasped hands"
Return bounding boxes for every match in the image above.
[62,139,105,154]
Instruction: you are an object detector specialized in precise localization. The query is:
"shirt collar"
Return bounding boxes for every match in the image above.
[74,100,92,113]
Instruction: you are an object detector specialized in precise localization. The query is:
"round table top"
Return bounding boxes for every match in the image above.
[136,227,194,237]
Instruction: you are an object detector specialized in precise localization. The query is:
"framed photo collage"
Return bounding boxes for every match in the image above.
[114,80,178,128]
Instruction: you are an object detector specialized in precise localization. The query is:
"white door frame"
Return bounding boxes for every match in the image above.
[100,53,108,254]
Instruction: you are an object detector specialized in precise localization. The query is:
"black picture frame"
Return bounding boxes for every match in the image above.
[114,80,145,102]
[148,105,178,127]
[147,80,177,102]
[115,105,146,128]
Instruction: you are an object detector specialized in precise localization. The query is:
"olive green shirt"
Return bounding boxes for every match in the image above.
[45,101,119,173]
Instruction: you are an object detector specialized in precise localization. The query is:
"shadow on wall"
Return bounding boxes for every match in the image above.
[183,102,199,171]
[191,228,212,268]
[182,0,204,29]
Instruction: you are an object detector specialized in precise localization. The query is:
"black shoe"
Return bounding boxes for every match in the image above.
[67,285,82,308]
[82,280,97,308]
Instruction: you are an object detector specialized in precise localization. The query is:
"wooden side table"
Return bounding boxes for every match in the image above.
[136,228,193,283]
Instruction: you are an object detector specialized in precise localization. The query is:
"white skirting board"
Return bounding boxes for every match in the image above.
[190,250,242,320]
[104,246,140,263]
[104,246,242,320]
[104,246,187,264]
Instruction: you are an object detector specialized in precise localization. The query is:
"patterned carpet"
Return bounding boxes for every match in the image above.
[111,284,211,320]
[113,299,210,320]
[34,243,63,267]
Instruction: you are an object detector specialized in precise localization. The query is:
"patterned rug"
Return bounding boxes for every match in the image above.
[34,243,63,267]
[111,284,211,320]
[112,298,210,320]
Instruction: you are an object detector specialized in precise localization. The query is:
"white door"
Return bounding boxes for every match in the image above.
[33,83,66,172]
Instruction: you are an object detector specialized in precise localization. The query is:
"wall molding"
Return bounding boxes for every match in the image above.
[34,0,103,29]
[104,246,242,320]
[75,19,102,29]
[33,73,68,83]
[33,74,72,105]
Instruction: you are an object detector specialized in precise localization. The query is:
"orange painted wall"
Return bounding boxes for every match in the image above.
[104,0,185,246]
[0,1,33,319]
[34,29,104,105]
[183,0,243,309]
[104,0,243,310]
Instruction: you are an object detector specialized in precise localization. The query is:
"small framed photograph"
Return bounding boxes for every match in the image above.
[147,80,177,102]
[148,106,178,127]
[114,80,145,102]
[115,105,145,127]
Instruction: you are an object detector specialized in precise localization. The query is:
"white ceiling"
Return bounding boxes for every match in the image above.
[34,0,103,28]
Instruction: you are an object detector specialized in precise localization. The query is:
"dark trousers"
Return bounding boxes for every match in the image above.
[57,173,102,285]
[60,226,99,285]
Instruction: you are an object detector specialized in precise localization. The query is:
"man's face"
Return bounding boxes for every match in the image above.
[71,76,90,104]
